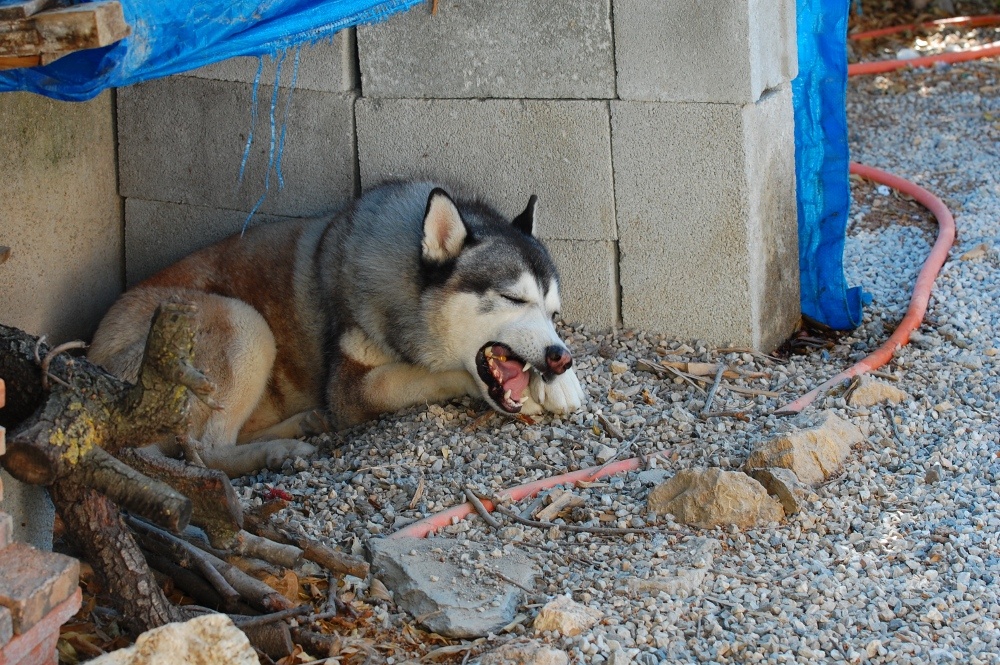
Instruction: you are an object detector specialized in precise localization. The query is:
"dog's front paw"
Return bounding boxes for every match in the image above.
[265,440,317,470]
[530,368,586,414]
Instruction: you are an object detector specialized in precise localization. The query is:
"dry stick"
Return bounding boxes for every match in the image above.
[660,364,707,394]
[39,340,87,390]
[235,605,310,630]
[464,488,502,529]
[132,517,294,612]
[128,516,241,611]
[701,364,726,417]
[478,492,656,537]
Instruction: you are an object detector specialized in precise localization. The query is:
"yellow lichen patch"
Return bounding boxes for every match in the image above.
[51,405,104,466]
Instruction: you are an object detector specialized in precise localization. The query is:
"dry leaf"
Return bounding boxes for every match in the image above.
[960,242,990,261]
[369,577,394,603]
[263,569,301,602]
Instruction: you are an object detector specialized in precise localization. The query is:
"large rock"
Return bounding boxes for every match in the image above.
[88,614,257,664]
[847,375,909,407]
[647,468,783,528]
[368,537,537,639]
[480,638,570,665]
[746,467,817,515]
[744,411,863,485]
[533,596,602,637]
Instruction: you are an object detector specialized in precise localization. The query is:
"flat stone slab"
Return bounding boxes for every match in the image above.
[369,537,538,639]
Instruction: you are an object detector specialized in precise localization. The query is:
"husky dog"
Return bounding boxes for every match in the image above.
[89,182,585,477]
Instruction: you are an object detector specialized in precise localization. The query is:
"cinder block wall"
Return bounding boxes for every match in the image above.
[0,91,122,548]
[117,0,800,350]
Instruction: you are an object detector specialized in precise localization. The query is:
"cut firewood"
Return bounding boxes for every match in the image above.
[0,0,130,69]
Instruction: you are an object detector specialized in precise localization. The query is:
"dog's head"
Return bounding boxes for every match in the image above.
[419,188,574,414]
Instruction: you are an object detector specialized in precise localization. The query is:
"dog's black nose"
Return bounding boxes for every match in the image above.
[545,345,572,375]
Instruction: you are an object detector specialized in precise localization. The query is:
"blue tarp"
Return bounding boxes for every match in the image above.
[792,0,866,329]
[0,0,422,101]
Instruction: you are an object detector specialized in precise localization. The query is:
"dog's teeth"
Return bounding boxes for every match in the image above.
[504,389,512,401]
[522,362,532,372]
[484,347,493,358]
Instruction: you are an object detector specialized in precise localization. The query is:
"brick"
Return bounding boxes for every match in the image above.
[0,514,11,550]
[614,0,796,103]
[0,588,80,665]
[358,0,613,99]
[545,240,619,329]
[0,543,79,634]
[356,98,614,241]
[118,77,357,217]
[612,86,798,351]
[124,199,303,287]
[185,30,358,93]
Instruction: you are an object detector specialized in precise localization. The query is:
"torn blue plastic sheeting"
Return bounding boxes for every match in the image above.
[0,0,422,101]
[793,0,866,330]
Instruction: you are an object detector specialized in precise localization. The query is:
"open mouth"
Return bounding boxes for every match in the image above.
[475,342,532,413]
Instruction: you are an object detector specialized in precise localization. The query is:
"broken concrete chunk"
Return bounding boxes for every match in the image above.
[747,467,817,516]
[647,468,783,528]
[745,410,863,486]
[87,614,257,664]
[480,638,570,665]
[368,537,537,639]
[0,542,79,634]
[848,375,909,407]
[533,595,602,637]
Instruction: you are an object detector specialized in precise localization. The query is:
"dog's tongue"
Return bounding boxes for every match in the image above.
[492,345,530,401]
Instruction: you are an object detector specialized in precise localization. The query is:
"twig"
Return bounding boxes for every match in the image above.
[720,383,779,398]
[476,491,655,537]
[464,488,502,529]
[482,567,534,593]
[700,411,750,421]
[409,473,425,509]
[517,540,593,566]
[431,0,438,14]
[235,606,310,629]
[176,433,207,468]
[128,516,242,611]
[701,364,726,416]
[660,364,707,394]
[325,579,357,619]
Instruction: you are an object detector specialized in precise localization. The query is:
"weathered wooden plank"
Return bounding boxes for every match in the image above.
[0,0,57,22]
[0,0,129,65]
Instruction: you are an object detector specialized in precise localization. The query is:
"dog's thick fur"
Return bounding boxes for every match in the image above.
[89,182,585,477]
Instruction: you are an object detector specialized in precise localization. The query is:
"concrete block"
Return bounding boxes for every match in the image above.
[0,513,11,550]
[0,605,10,646]
[185,30,358,92]
[356,98,615,241]
[124,199,302,287]
[358,0,613,99]
[0,91,122,344]
[0,473,52,552]
[0,543,79,635]
[545,240,619,330]
[614,0,796,103]
[118,77,357,218]
[612,86,798,351]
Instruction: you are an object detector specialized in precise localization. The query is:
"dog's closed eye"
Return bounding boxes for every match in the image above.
[500,293,527,305]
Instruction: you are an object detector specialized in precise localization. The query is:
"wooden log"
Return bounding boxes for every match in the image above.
[0,1,130,64]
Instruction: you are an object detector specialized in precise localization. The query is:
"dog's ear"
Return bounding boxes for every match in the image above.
[422,188,467,263]
[512,195,537,237]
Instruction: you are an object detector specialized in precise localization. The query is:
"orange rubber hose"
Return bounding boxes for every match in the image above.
[848,40,1000,76]
[774,163,955,415]
[390,454,663,539]
[849,14,1000,41]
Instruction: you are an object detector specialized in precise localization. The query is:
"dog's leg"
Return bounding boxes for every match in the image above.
[241,409,329,443]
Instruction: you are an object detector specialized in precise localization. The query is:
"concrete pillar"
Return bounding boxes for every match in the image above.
[611,0,800,349]
[0,91,121,550]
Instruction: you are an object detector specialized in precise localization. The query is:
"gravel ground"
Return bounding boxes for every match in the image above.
[234,55,1000,664]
